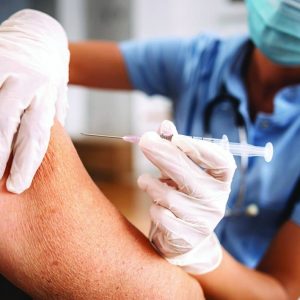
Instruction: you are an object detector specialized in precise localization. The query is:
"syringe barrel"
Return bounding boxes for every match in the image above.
[123,134,273,162]
[192,136,273,162]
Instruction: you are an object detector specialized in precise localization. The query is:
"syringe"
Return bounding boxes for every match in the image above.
[80,133,273,162]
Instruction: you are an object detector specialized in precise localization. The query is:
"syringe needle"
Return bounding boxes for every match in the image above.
[80,133,140,144]
[80,133,124,140]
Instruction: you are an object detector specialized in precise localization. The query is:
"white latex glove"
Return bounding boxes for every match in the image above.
[0,9,69,193]
[138,120,236,274]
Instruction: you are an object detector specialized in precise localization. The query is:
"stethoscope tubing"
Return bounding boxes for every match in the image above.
[204,86,259,217]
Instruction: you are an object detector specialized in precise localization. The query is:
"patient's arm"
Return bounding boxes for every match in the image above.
[0,122,202,299]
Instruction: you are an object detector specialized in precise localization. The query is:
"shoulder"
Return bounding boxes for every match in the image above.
[181,33,249,72]
[119,34,222,63]
[119,33,249,67]
[177,34,249,89]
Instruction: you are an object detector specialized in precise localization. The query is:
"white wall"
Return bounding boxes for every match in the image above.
[84,0,132,136]
[57,0,132,137]
[56,0,89,137]
[132,0,247,39]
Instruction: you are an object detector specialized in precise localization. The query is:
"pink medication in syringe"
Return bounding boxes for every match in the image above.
[122,135,141,144]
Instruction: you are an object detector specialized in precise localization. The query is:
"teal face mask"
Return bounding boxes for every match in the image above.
[246,0,300,66]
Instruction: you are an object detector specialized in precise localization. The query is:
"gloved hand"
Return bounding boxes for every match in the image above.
[138,120,236,274]
[0,9,69,193]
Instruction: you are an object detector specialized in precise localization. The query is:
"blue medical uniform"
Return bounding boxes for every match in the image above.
[120,34,300,268]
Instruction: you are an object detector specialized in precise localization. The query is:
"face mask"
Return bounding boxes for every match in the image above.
[246,0,300,66]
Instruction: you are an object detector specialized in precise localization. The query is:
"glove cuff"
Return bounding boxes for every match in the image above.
[167,233,223,275]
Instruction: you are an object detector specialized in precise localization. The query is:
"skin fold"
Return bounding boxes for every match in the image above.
[0,122,203,299]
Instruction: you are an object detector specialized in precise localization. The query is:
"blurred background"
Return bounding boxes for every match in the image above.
[0,0,247,298]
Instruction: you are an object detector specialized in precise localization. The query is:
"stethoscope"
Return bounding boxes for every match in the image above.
[203,85,260,218]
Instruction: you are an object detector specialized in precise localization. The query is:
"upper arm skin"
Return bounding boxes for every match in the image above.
[0,122,203,299]
[69,41,133,90]
[258,221,300,300]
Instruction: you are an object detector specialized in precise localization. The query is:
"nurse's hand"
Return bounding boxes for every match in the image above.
[0,9,69,193]
[138,121,236,274]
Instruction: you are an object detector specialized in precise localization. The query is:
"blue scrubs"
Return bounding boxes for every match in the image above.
[120,34,300,268]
